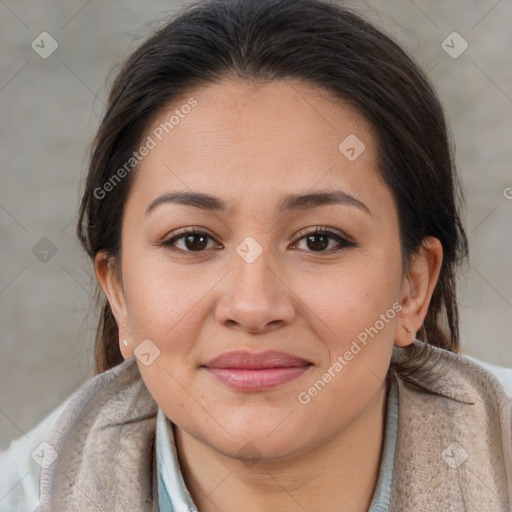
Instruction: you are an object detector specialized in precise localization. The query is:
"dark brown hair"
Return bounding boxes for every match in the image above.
[77,0,468,375]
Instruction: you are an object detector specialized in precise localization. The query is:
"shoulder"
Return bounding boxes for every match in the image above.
[38,358,157,510]
[390,342,512,508]
[0,359,141,512]
[461,352,512,399]
[0,396,72,512]
[411,343,512,434]
[392,340,512,412]
[0,360,141,512]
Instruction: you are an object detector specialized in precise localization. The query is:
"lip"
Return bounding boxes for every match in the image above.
[202,350,312,391]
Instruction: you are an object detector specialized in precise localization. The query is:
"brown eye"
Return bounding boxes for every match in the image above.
[305,233,330,251]
[292,228,354,253]
[162,230,218,252]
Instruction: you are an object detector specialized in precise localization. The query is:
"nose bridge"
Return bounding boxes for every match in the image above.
[232,234,279,302]
[216,234,296,331]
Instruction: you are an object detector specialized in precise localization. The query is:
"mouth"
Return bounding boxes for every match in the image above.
[201,350,313,391]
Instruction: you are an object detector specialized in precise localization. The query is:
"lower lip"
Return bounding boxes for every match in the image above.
[204,366,311,391]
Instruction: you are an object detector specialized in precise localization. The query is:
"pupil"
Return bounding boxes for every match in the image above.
[307,234,328,251]
[186,234,208,251]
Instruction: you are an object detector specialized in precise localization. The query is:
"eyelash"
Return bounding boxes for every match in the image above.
[160,226,355,254]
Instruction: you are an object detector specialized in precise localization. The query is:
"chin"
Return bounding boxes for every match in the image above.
[220,436,308,465]
[202,416,316,463]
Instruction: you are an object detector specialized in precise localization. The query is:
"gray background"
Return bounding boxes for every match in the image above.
[1,0,511,450]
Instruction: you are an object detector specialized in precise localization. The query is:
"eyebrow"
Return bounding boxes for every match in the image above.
[145,189,371,216]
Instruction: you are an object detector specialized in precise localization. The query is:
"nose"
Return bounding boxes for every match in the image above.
[215,245,297,334]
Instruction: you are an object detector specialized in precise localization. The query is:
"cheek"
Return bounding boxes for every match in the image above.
[293,259,401,420]
[291,266,399,430]
[294,257,402,346]
[122,252,211,344]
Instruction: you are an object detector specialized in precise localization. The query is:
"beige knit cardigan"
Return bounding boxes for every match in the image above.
[36,340,512,511]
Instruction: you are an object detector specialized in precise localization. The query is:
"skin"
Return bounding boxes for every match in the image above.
[96,78,443,512]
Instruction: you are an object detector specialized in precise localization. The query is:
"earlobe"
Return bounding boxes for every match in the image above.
[395,237,443,347]
[120,338,134,358]
[94,251,132,345]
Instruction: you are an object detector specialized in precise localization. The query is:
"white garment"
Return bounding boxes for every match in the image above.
[0,396,72,512]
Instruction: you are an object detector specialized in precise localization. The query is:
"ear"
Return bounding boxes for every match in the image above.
[395,237,443,347]
[94,251,134,358]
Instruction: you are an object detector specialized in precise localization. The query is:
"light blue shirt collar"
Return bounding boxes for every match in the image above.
[368,378,398,511]
[156,409,197,512]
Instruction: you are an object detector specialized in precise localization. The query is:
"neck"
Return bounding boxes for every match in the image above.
[174,382,388,512]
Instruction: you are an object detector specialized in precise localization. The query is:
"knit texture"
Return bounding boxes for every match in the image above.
[36,358,159,512]
[36,340,512,511]
[389,345,512,511]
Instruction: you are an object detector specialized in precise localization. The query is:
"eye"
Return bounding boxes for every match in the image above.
[161,229,219,252]
[291,227,355,252]
[161,226,355,254]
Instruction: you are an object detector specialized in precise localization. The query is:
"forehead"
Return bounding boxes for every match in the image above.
[128,78,389,216]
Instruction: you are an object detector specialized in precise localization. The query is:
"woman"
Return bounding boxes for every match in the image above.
[1,0,511,510]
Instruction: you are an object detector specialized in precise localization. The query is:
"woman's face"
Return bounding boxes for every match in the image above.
[100,79,412,461]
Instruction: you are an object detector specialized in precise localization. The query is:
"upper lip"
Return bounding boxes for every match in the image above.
[203,350,312,369]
